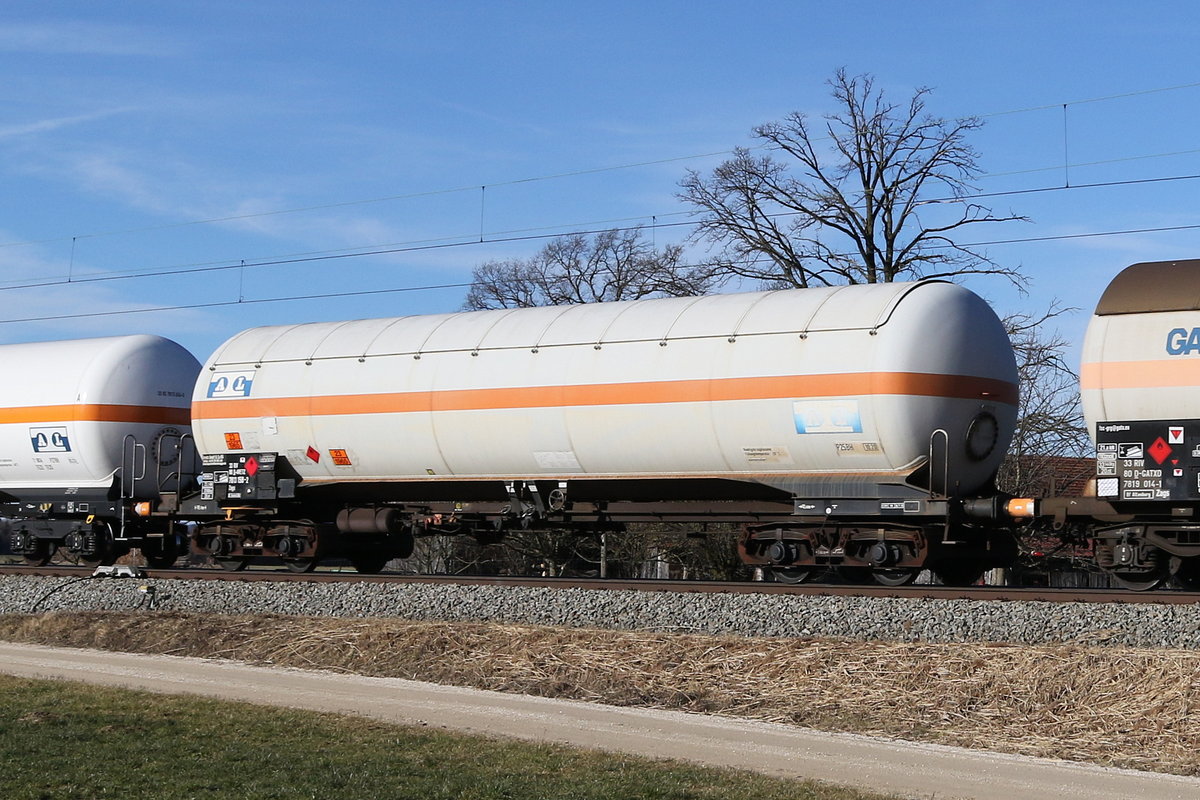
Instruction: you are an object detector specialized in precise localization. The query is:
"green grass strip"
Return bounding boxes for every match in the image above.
[0,675,890,800]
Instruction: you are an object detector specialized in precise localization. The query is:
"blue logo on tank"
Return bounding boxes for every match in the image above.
[207,371,255,398]
[793,400,863,434]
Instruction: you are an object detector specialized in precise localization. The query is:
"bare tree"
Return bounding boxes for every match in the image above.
[679,69,1026,289]
[464,227,716,310]
[680,70,1090,517]
[997,304,1092,498]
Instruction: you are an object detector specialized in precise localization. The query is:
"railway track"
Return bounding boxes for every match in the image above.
[2,563,1196,604]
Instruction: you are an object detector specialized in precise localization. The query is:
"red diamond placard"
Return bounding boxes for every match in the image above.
[245,456,259,477]
[306,446,320,463]
[1148,437,1172,465]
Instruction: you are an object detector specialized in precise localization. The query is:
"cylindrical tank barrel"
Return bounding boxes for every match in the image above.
[192,281,1018,497]
[1082,259,1200,432]
[0,335,200,500]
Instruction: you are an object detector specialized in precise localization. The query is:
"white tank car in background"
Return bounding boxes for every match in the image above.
[0,335,200,566]
[1082,259,1200,429]
[1073,259,1200,588]
[187,281,1019,580]
[192,280,1017,497]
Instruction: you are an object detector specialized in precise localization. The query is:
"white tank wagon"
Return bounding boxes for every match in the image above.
[1066,258,1200,588]
[0,335,200,567]
[1082,259,1200,428]
[186,281,1020,581]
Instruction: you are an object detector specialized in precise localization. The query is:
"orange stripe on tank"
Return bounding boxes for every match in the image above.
[193,371,1016,420]
[1080,360,1200,390]
[0,404,190,426]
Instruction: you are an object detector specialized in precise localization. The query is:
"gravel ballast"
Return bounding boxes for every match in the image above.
[2,574,1199,648]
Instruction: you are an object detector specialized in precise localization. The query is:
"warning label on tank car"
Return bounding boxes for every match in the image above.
[1118,442,1144,459]
[1096,419,1200,503]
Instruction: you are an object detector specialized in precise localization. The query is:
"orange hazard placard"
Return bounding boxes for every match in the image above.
[225,432,244,450]
[329,448,353,466]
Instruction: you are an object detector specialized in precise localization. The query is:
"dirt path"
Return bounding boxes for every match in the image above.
[2,641,1197,800]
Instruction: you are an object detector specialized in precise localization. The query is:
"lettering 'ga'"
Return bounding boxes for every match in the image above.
[1165,327,1200,355]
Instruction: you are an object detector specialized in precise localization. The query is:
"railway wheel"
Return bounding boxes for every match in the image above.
[1096,542,1166,591]
[142,537,180,570]
[283,558,317,573]
[871,568,920,586]
[350,555,390,574]
[79,528,117,569]
[768,567,814,584]
[215,557,249,571]
[1109,571,1165,591]
[21,539,53,567]
[933,563,987,587]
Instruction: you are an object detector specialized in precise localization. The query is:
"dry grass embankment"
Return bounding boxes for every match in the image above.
[1,611,1197,775]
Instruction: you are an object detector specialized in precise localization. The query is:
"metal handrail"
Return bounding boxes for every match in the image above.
[928,428,949,500]
[118,434,147,540]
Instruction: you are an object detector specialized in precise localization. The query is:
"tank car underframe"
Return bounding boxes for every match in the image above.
[1,490,177,567]
[180,465,805,571]
[1035,496,1200,590]
[183,488,799,572]
[177,456,1017,580]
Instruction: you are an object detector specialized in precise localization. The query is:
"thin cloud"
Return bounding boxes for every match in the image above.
[0,108,137,140]
[0,21,181,57]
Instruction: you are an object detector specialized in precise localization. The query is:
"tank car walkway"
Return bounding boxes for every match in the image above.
[0,641,1195,800]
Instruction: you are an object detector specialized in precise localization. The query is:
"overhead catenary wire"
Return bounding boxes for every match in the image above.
[2,168,1200,297]
[4,217,1200,326]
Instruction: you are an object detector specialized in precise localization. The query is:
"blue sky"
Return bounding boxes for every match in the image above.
[2,2,1199,362]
